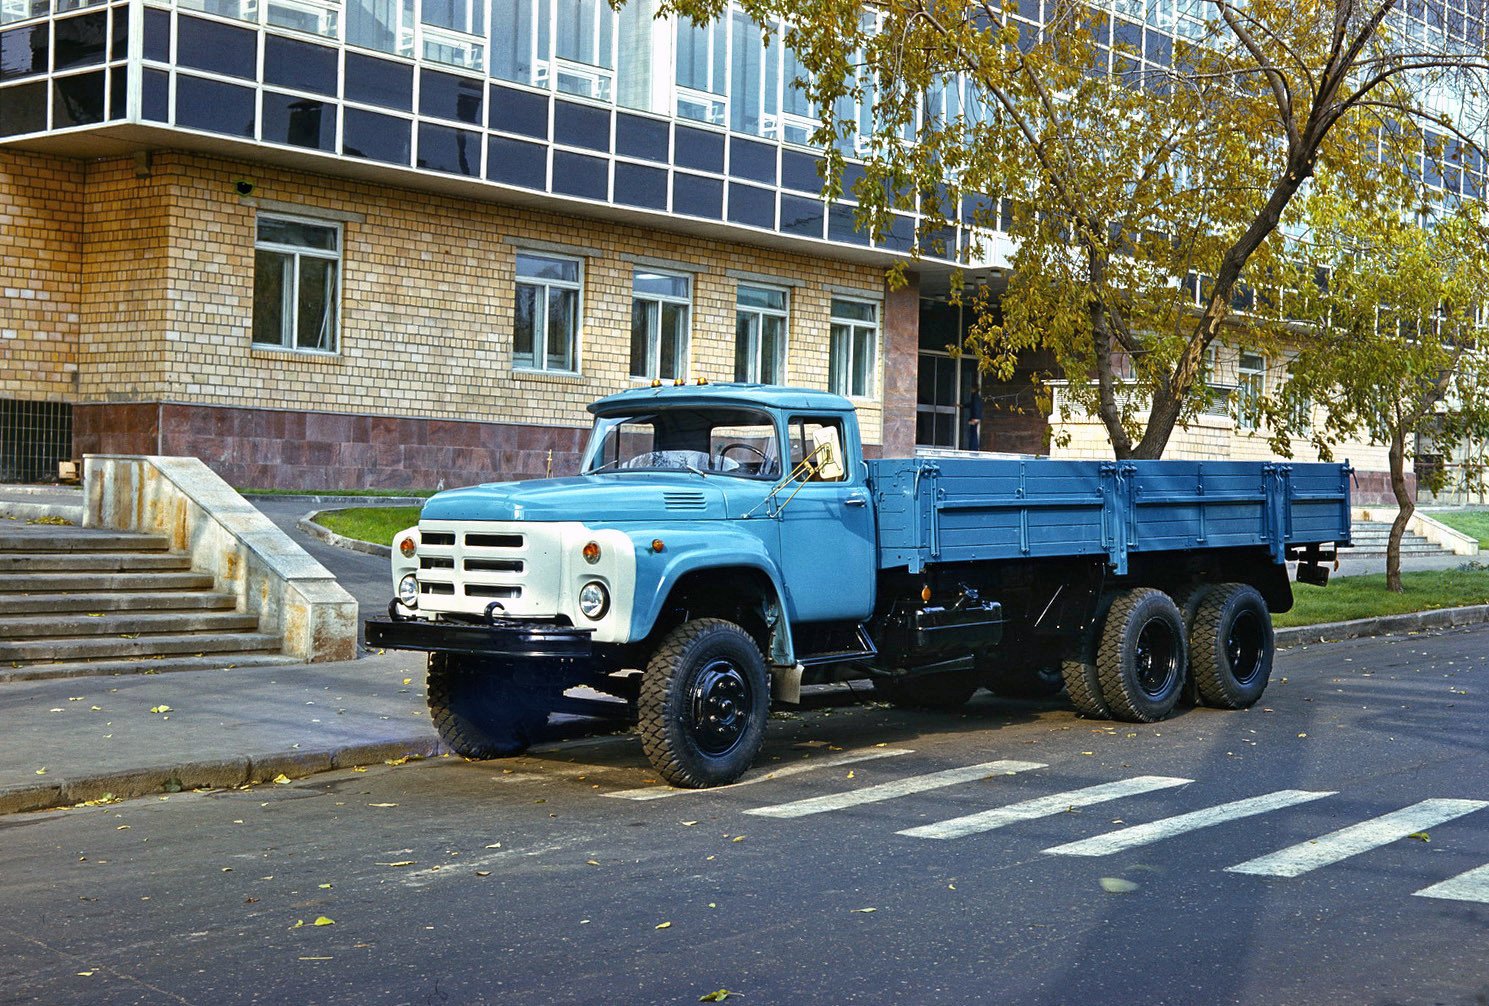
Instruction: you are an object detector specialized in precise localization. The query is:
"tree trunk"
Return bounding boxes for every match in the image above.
[1386,430,1412,594]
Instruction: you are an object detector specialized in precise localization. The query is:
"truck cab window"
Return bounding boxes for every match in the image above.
[788,417,846,481]
[585,407,780,478]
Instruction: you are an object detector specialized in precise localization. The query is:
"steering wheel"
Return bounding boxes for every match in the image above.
[720,443,770,467]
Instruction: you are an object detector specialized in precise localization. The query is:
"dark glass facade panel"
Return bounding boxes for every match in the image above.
[176,74,254,137]
[417,122,481,176]
[839,160,866,199]
[177,15,255,80]
[263,90,334,150]
[140,65,167,120]
[265,36,337,97]
[828,202,869,245]
[110,7,127,62]
[779,194,823,238]
[553,99,608,152]
[420,68,483,125]
[729,138,775,185]
[613,161,667,210]
[880,213,914,252]
[780,149,822,194]
[615,112,667,161]
[53,13,106,70]
[142,9,169,61]
[344,107,411,164]
[489,83,547,139]
[141,67,168,121]
[672,172,722,219]
[345,52,412,111]
[108,64,123,119]
[0,25,48,81]
[0,80,45,136]
[486,135,546,189]
[1145,30,1171,64]
[551,150,607,200]
[674,125,724,173]
[52,70,104,127]
[727,182,773,229]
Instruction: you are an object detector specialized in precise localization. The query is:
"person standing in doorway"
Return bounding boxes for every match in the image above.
[962,385,983,451]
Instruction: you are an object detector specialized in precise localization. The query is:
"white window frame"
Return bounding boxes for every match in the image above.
[630,269,692,380]
[829,297,879,400]
[1236,351,1266,431]
[734,284,789,384]
[513,251,583,374]
[252,213,342,354]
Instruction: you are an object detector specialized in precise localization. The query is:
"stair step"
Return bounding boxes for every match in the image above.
[0,552,193,573]
[0,571,217,593]
[0,631,283,663]
[0,610,259,639]
[0,530,171,553]
[0,651,301,682]
[0,591,237,615]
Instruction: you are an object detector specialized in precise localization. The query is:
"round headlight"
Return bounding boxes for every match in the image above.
[578,581,609,620]
[397,573,419,609]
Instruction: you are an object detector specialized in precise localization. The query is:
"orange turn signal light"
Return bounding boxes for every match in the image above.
[582,541,601,564]
[399,536,417,558]
[921,584,932,603]
[651,539,665,553]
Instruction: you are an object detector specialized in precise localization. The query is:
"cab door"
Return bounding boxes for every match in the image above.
[774,414,876,623]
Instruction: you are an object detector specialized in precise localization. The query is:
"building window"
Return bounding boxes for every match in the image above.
[631,269,690,380]
[829,297,878,399]
[252,215,341,353]
[734,284,788,384]
[1236,351,1266,431]
[513,251,581,372]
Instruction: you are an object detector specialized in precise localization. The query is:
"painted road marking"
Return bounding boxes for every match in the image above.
[743,760,1047,819]
[605,747,916,800]
[1043,789,1337,857]
[1226,799,1489,878]
[1414,864,1489,904]
[898,776,1192,840]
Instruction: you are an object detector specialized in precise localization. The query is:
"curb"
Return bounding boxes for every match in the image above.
[297,509,393,558]
[0,734,445,816]
[1274,603,1489,647]
[245,493,429,506]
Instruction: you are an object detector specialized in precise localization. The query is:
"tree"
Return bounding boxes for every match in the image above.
[1266,187,1489,591]
[659,0,1489,458]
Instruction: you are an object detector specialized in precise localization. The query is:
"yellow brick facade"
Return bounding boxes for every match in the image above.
[66,151,888,445]
[0,150,83,403]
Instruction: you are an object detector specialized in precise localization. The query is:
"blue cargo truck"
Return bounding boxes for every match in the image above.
[366,383,1351,787]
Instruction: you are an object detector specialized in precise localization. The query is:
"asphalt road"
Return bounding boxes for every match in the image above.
[3,625,1488,1006]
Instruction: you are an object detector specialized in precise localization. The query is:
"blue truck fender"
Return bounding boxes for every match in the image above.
[626,526,796,666]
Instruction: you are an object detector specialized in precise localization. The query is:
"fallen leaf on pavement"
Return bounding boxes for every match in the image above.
[367,803,398,808]
[1409,832,1431,843]
[850,908,876,913]
[377,861,416,868]
[1100,877,1139,893]
[656,922,672,929]
[272,774,292,785]
[698,990,739,1002]
[149,705,171,714]
[313,917,335,927]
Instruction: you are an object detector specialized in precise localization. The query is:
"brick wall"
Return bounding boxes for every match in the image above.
[0,149,82,402]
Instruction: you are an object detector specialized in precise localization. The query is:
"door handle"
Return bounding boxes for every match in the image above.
[845,493,868,507]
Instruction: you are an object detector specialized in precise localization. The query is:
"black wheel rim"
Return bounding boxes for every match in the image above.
[1226,609,1265,686]
[688,658,752,756]
[1133,616,1180,698]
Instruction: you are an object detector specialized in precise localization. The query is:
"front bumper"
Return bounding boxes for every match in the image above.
[365,614,594,660]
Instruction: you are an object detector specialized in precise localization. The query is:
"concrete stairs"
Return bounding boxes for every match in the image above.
[0,524,296,681]
[1347,519,1457,558]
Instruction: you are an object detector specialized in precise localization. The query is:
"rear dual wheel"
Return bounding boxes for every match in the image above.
[1189,583,1273,709]
[1097,588,1188,723]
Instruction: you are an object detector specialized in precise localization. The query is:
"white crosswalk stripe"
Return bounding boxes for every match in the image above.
[1414,864,1489,904]
[1226,799,1489,878]
[604,747,916,800]
[1043,789,1337,857]
[898,775,1192,840]
[743,760,1047,819]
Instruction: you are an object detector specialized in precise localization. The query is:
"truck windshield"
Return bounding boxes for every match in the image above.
[585,408,782,479]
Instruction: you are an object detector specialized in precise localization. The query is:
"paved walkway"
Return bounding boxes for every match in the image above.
[0,482,1484,816]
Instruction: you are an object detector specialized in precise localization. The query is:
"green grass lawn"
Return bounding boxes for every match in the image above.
[314,506,423,546]
[313,505,1489,627]
[1276,566,1489,627]
[1431,509,1489,548]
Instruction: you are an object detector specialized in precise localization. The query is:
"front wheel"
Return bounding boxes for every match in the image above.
[1190,583,1273,709]
[426,653,550,758]
[1096,588,1187,723]
[638,618,769,788]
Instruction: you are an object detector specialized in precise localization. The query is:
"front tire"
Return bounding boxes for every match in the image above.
[426,653,549,758]
[1190,583,1273,709]
[638,618,769,788]
[1096,588,1187,723]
